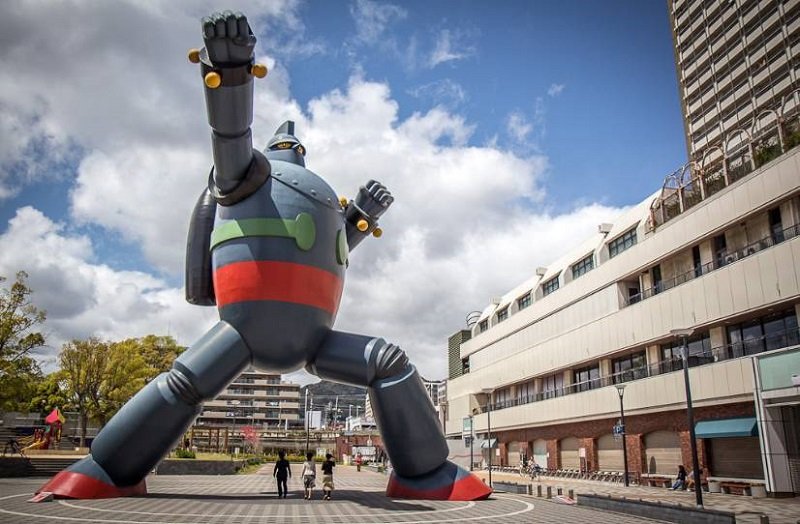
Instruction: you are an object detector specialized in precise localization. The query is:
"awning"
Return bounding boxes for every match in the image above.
[480,439,498,449]
[695,417,758,438]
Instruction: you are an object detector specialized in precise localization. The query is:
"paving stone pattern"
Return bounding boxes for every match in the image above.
[481,470,800,524]
[0,464,670,524]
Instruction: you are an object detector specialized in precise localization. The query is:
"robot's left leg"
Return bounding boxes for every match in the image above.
[307,330,491,501]
[38,321,251,499]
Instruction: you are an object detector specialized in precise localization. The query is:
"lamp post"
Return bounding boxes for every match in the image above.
[614,384,630,487]
[671,327,703,508]
[304,389,310,454]
[481,387,495,489]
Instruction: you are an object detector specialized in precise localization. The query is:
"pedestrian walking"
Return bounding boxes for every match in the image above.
[321,453,335,500]
[273,450,291,498]
[301,451,317,500]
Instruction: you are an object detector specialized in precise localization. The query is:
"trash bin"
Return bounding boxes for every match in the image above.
[708,480,721,493]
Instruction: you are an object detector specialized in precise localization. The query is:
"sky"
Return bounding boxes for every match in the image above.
[0,0,687,383]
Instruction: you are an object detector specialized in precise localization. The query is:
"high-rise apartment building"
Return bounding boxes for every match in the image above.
[195,368,301,428]
[444,2,800,497]
[670,0,800,157]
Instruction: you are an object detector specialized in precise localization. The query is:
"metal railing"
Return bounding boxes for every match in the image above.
[479,327,799,414]
[624,222,800,307]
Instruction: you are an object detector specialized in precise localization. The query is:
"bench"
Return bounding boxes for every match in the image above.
[640,474,673,488]
[707,477,765,496]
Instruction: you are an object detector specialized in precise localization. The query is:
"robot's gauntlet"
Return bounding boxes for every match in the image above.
[343,180,394,249]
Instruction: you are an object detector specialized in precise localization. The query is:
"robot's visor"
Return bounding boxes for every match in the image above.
[272,141,305,156]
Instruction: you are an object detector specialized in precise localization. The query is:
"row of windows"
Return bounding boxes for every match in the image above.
[484,308,798,410]
[478,227,637,333]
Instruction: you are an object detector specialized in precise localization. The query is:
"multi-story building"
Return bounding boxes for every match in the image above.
[445,1,800,493]
[195,368,301,429]
[446,144,800,495]
[670,0,800,158]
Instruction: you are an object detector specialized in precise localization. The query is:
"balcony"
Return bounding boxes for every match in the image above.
[623,222,800,307]
[475,327,799,415]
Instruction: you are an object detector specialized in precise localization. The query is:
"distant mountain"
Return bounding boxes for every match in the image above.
[299,380,366,415]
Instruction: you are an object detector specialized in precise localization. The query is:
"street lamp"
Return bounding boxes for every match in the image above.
[481,387,495,489]
[304,390,310,454]
[670,327,703,508]
[614,384,630,487]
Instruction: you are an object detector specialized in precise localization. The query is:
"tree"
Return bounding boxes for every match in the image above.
[136,335,185,378]
[28,370,72,416]
[0,271,46,411]
[59,338,109,448]
[96,340,151,426]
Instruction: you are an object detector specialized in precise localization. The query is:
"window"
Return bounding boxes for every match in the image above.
[541,373,564,399]
[612,351,647,384]
[542,276,560,296]
[727,309,798,357]
[496,307,509,323]
[660,331,712,372]
[571,254,594,279]
[479,319,488,333]
[573,365,601,392]
[608,228,638,258]
[517,292,531,310]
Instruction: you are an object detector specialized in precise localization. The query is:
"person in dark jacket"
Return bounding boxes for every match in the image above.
[669,465,687,490]
[273,450,292,498]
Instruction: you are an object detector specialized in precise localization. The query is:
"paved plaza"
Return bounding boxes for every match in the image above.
[0,464,673,524]
[480,470,800,524]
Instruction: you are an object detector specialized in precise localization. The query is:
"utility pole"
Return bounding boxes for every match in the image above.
[334,395,339,429]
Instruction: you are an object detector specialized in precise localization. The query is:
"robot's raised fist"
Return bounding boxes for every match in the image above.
[202,11,256,66]
[356,180,394,220]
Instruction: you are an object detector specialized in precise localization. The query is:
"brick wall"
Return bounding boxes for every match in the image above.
[494,401,754,475]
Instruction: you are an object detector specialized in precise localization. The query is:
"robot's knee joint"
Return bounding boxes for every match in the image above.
[372,340,409,380]
[165,368,203,405]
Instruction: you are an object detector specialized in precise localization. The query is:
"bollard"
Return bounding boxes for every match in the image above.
[537,485,542,497]
[557,487,563,496]
[759,516,769,524]
[546,486,552,499]
[568,489,574,499]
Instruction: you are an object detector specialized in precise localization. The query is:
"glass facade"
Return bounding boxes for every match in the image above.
[727,309,799,357]
[612,351,647,384]
[573,365,601,392]
[496,307,509,322]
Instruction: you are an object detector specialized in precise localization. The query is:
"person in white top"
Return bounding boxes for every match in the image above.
[301,451,317,500]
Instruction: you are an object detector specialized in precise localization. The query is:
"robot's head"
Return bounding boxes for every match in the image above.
[265,120,306,167]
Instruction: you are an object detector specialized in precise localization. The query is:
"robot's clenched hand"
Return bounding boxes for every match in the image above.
[343,180,394,248]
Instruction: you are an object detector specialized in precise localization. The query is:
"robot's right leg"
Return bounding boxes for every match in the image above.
[37,321,251,499]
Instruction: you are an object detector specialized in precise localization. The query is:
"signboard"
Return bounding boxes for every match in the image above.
[462,416,473,440]
[613,423,625,436]
[352,445,376,461]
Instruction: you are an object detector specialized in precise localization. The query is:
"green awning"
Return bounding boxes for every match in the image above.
[695,417,758,438]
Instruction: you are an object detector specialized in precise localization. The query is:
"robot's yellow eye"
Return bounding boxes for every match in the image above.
[275,142,292,149]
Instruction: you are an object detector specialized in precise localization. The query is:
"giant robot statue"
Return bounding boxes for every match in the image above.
[39,11,490,501]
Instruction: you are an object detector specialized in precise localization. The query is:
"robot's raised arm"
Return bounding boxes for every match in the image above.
[188,11,268,196]
[343,180,394,251]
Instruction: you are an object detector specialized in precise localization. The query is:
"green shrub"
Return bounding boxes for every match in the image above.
[174,448,196,459]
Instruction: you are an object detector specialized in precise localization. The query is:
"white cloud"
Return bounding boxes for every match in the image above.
[428,29,476,68]
[407,79,467,108]
[0,207,217,369]
[0,1,627,382]
[350,0,407,44]
[507,111,534,143]
[548,83,566,97]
